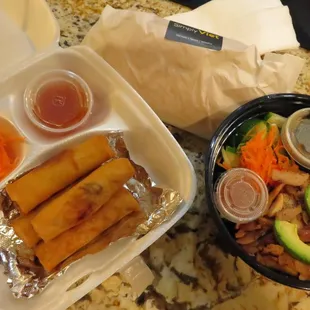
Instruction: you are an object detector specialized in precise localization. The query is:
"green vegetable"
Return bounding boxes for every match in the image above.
[222,116,278,168]
[274,220,310,264]
[226,131,242,149]
[305,185,310,216]
[226,146,237,153]
[227,119,268,149]
[265,112,287,128]
[269,123,280,146]
[239,119,264,135]
[239,120,268,146]
[221,147,240,168]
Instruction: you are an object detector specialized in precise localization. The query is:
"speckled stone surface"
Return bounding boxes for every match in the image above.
[45,1,310,309]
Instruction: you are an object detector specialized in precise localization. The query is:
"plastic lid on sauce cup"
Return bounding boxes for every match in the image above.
[281,108,310,170]
[215,168,268,224]
[24,70,93,133]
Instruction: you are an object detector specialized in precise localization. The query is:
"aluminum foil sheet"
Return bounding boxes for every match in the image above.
[0,131,183,298]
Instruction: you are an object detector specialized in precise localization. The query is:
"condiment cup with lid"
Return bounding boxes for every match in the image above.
[24,69,93,133]
[281,108,310,170]
[215,168,268,224]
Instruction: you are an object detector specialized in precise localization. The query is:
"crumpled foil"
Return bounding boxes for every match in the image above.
[0,131,183,298]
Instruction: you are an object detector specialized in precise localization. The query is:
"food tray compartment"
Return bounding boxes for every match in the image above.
[0,46,193,190]
[0,46,196,310]
[7,48,119,145]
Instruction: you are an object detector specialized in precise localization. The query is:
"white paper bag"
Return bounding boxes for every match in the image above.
[82,6,304,139]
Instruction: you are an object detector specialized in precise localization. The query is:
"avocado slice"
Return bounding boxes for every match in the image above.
[274,220,310,264]
[305,185,310,216]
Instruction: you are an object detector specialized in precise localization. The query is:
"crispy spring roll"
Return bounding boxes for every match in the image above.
[32,158,135,242]
[11,209,41,248]
[60,211,146,269]
[35,188,140,272]
[11,186,75,248]
[6,135,115,214]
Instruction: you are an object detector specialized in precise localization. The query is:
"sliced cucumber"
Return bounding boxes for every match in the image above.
[228,119,266,148]
[269,123,280,146]
[226,146,237,153]
[226,119,262,148]
[226,131,242,149]
[265,112,287,129]
[241,120,268,144]
[221,147,240,168]
[238,118,264,136]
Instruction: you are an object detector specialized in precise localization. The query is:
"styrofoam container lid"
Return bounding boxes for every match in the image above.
[0,0,59,80]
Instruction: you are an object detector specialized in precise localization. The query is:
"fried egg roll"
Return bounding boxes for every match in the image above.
[6,135,115,214]
[11,186,74,248]
[61,211,146,269]
[35,188,140,272]
[11,209,41,248]
[32,158,135,242]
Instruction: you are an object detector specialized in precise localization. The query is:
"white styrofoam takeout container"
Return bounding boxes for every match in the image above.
[0,1,197,309]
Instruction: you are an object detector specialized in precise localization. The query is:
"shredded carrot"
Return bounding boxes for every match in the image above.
[239,127,275,184]
[239,126,299,184]
[0,134,24,180]
[218,121,301,185]
[239,128,275,184]
[217,158,231,170]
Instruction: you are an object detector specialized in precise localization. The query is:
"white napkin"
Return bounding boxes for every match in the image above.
[166,0,299,54]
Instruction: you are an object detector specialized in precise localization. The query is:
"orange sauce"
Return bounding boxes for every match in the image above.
[33,79,88,129]
[0,117,24,180]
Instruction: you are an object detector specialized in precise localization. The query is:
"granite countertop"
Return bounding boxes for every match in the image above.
[45,1,310,309]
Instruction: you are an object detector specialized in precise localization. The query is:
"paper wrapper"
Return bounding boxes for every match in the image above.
[0,131,182,298]
[82,6,305,140]
[166,0,300,55]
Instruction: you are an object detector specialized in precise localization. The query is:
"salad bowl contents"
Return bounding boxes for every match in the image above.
[205,94,310,289]
[217,111,310,280]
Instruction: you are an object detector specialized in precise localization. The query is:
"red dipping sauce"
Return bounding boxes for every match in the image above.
[34,80,88,128]
[24,70,93,133]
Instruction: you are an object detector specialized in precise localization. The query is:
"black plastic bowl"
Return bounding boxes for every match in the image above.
[205,93,310,290]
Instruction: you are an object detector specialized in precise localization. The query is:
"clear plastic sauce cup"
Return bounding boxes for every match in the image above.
[215,168,268,223]
[281,108,310,169]
[24,69,93,133]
